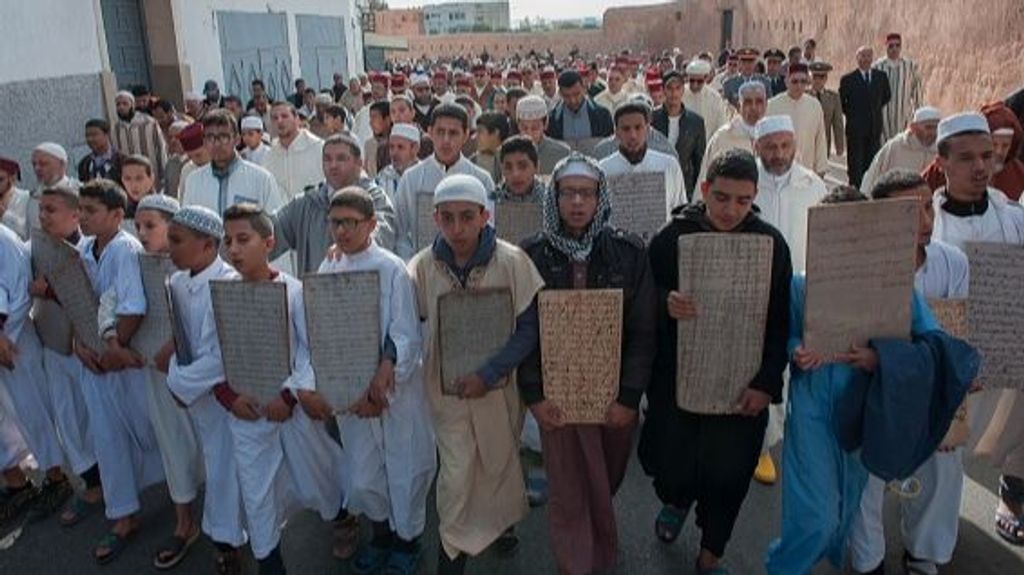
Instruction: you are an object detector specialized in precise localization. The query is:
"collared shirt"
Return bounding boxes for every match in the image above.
[562,103,593,140]
[182,155,284,215]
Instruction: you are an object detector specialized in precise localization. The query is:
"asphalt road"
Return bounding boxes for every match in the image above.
[1,444,1022,574]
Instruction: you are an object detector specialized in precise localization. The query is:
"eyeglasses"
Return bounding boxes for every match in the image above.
[203,133,234,144]
[329,217,368,230]
[790,78,809,85]
[558,188,598,201]
[888,43,902,49]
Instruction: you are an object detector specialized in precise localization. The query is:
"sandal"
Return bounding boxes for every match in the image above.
[333,515,361,560]
[95,530,136,565]
[351,543,391,574]
[655,504,688,543]
[995,507,1024,546]
[59,495,103,528]
[382,546,422,575]
[153,528,201,570]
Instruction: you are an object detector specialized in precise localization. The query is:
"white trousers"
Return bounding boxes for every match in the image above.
[144,368,202,504]
[230,417,290,560]
[0,386,29,470]
[0,326,65,471]
[80,365,165,519]
[848,449,964,571]
[41,346,95,474]
[188,393,247,547]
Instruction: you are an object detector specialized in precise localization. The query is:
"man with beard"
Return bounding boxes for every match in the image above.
[411,74,440,132]
[860,106,941,194]
[112,91,168,188]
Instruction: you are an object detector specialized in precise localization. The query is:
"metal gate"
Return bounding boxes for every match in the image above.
[217,11,292,103]
[101,0,152,90]
[296,15,348,90]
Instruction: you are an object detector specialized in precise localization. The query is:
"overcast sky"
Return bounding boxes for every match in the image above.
[385,0,662,23]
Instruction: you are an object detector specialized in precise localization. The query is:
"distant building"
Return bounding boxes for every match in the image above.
[423,1,510,35]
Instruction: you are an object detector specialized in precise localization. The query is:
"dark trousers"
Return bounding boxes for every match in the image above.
[652,409,768,558]
[846,130,881,188]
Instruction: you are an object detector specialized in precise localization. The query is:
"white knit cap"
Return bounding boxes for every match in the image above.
[390,123,421,144]
[911,106,941,124]
[115,90,135,102]
[33,142,68,164]
[685,59,712,76]
[516,95,549,121]
[936,112,990,146]
[240,116,264,132]
[411,73,430,87]
[433,174,487,208]
[754,115,795,139]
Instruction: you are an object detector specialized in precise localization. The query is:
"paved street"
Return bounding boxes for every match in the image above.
[2,444,1022,574]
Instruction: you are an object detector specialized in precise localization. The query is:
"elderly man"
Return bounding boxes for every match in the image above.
[600,100,688,218]
[699,81,767,184]
[547,70,614,141]
[874,33,923,143]
[809,62,845,158]
[840,46,891,187]
[767,63,829,176]
[515,96,570,175]
[262,101,325,201]
[111,90,167,186]
[594,65,632,115]
[26,143,76,234]
[377,123,422,204]
[271,133,395,273]
[754,115,828,272]
[683,60,729,138]
[653,70,706,193]
[0,158,29,239]
[860,106,941,194]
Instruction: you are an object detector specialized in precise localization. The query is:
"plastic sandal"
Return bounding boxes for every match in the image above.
[95,530,135,565]
[995,509,1024,546]
[59,495,103,528]
[153,528,201,570]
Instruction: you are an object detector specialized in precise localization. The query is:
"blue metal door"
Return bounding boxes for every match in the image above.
[217,11,292,103]
[296,15,348,90]
[101,0,152,90]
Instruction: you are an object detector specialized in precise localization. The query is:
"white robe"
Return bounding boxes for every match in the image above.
[0,226,64,471]
[593,88,631,114]
[699,118,757,185]
[767,93,829,175]
[181,157,285,215]
[78,231,164,519]
[394,155,495,261]
[167,257,247,547]
[755,161,828,272]
[599,149,689,219]
[261,130,325,201]
[318,242,437,540]
[0,385,29,470]
[849,240,969,569]
[931,187,1024,251]
[860,131,936,195]
[684,86,729,139]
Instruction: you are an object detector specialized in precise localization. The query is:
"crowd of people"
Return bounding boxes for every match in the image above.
[1,29,1024,575]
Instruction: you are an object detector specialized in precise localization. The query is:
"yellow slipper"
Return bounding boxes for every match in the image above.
[754,452,778,485]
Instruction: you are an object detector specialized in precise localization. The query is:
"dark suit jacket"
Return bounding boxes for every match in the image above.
[839,68,891,140]
[76,150,126,184]
[546,99,614,140]
[651,106,706,193]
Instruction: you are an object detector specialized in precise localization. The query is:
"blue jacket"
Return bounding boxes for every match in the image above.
[838,330,980,481]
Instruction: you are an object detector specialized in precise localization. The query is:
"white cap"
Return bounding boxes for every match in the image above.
[184,91,203,102]
[516,95,548,121]
[240,116,264,132]
[115,90,135,102]
[554,159,601,182]
[912,106,941,124]
[993,127,1015,137]
[433,174,488,208]
[685,59,712,76]
[33,142,68,164]
[315,92,334,105]
[936,112,990,146]
[754,115,795,139]
[738,80,767,98]
[411,73,430,87]
[390,123,421,144]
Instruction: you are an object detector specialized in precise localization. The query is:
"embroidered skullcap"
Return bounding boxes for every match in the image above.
[433,174,487,208]
[137,194,180,216]
[516,95,548,121]
[171,205,223,240]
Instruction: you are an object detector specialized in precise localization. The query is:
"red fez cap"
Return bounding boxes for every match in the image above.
[646,79,664,92]
[645,68,660,80]
[787,62,809,76]
[391,73,407,87]
[432,71,448,81]
[506,70,522,80]
[455,75,473,87]
[490,70,503,79]
[886,32,902,42]
[540,69,556,80]
[471,63,486,73]
[369,72,388,85]
[177,122,205,152]
[0,157,20,180]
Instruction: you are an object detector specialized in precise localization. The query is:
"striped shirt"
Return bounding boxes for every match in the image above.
[873,57,922,142]
[112,112,168,186]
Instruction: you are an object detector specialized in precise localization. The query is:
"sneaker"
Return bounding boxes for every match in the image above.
[0,484,40,523]
[26,477,72,522]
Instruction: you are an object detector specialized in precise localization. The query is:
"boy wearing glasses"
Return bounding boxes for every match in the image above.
[180,110,284,215]
[767,63,829,176]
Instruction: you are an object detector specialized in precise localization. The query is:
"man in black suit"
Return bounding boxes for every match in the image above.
[652,71,706,192]
[546,70,614,141]
[839,46,891,187]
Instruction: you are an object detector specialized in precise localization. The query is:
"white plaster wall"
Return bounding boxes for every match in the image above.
[173,0,365,92]
[0,0,106,83]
